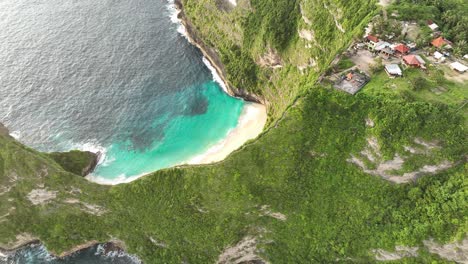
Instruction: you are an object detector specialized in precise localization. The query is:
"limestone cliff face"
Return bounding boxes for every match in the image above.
[174,0,266,105]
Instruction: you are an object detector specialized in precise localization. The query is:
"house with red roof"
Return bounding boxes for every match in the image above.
[365,35,380,50]
[366,35,379,43]
[393,44,410,56]
[431,37,452,49]
[403,55,426,68]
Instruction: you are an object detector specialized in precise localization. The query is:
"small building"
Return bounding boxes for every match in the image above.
[393,44,410,56]
[428,22,439,31]
[380,47,395,59]
[433,51,445,62]
[374,41,391,52]
[334,70,369,95]
[431,37,452,49]
[366,35,379,44]
[450,62,468,73]
[385,64,402,77]
[407,42,417,51]
[365,35,380,50]
[403,55,426,68]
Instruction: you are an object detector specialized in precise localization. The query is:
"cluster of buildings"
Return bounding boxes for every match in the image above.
[363,32,467,77]
[364,34,428,78]
[333,19,467,95]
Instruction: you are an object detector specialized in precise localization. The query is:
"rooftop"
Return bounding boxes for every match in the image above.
[385,64,402,76]
[431,37,450,48]
[366,35,379,43]
[403,55,425,66]
[334,71,369,95]
[394,44,409,54]
[450,62,468,72]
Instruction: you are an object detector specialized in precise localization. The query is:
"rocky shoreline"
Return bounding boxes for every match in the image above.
[0,239,130,260]
[174,0,266,105]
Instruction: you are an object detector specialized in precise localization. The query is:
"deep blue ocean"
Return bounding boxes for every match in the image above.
[0,0,244,262]
[0,0,244,183]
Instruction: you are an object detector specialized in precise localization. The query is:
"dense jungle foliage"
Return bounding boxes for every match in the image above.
[389,0,468,54]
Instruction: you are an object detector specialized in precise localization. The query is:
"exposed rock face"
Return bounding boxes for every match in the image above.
[424,238,468,264]
[259,205,287,221]
[217,236,268,264]
[349,137,452,184]
[82,151,101,176]
[26,189,58,205]
[0,233,40,254]
[174,0,266,105]
[257,48,283,69]
[0,123,10,137]
[64,198,107,216]
[373,246,419,261]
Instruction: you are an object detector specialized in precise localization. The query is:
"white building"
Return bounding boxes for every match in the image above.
[450,62,468,73]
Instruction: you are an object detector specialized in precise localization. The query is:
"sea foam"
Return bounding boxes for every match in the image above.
[202,57,229,94]
[166,0,188,38]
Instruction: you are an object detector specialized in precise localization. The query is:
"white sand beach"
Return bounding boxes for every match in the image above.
[188,102,267,164]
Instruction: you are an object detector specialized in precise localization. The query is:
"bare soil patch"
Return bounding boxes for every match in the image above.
[349,49,375,74]
[27,189,57,205]
[217,236,268,264]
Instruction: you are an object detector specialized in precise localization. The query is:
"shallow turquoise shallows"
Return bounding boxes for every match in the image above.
[93,82,244,181]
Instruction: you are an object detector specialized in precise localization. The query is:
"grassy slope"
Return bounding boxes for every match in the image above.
[0,0,467,263]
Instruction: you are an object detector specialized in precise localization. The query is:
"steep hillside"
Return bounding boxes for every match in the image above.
[181,0,375,120]
[1,0,467,263]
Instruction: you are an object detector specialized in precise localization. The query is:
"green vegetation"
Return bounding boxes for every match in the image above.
[243,0,299,51]
[389,0,468,54]
[0,89,466,263]
[362,65,468,126]
[47,151,97,176]
[0,0,466,263]
[335,57,355,71]
[182,0,376,120]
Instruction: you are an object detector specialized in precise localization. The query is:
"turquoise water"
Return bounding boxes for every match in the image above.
[0,0,246,183]
[93,81,244,182]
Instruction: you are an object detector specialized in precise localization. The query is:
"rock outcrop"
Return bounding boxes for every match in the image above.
[0,123,10,137]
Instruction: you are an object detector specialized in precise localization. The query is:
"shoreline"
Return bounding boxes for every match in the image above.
[188,102,266,164]
[85,1,268,185]
[173,0,266,105]
[0,239,132,261]
[86,102,267,185]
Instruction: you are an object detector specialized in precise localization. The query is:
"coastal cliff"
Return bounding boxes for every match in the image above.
[47,150,100,176]
[174,0,266,105]
[1,0,466,263]
[0,123,10,137]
